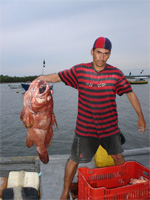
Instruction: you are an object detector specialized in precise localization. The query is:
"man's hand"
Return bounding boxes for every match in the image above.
[126,92,146,134]
[138,116,146,133]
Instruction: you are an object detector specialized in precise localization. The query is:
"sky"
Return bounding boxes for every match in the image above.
[0,0,150,76]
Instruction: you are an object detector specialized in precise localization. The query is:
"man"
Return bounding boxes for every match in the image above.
[36,37,146,200]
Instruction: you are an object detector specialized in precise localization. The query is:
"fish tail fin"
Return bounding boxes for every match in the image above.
[38,151,49,164]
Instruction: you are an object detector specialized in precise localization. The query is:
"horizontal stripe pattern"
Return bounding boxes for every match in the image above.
[58,62,132,138]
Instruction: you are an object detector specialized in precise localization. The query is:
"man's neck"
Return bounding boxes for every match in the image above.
[93,63,106,72]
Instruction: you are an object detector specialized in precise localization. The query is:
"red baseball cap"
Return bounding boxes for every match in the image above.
[93,37,112,51]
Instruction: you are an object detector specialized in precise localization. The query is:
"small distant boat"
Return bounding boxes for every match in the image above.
[21,83,30,91]
[21,83,53,92]
[8,84,22,89]
[128,77,148,84]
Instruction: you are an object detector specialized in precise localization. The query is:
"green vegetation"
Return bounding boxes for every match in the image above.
[0,74,150,83]
[0,75,38,83]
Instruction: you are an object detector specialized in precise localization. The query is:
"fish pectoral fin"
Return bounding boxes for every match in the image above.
[23,112,34,128]
[20,107,25,121]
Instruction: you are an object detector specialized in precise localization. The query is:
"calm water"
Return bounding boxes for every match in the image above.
[0,81,150,157]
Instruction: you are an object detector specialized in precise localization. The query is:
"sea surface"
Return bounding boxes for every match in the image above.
[0,81,150,158]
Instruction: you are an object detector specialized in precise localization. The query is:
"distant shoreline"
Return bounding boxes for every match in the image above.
[0,74,150,83]
[125,75,150,78]
[0,75,38,83]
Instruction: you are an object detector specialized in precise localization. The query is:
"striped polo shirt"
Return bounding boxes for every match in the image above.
[58,62,132,138]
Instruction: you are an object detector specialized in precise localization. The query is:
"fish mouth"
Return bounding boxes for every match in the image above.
[39,84,46,94]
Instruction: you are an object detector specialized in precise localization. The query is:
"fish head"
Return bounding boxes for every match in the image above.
[30,80,53,113]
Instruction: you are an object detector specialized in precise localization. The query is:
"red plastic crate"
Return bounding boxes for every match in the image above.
[78,161,150,200]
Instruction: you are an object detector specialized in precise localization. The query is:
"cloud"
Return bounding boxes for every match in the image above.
[1,0,149,76]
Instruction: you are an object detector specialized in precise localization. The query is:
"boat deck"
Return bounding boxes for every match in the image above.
[0,156,40,177]
[0,147,150,200]
[40,147,150,200]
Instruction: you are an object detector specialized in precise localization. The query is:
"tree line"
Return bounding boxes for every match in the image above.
[0,75,38,83]
[1,74,150,83]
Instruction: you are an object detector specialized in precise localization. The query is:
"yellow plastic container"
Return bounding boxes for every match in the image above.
[7,171,39,191]
[94,145,115,167]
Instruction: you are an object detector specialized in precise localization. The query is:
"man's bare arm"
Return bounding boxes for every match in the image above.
[126,91,146,133]
[36,73,61,83]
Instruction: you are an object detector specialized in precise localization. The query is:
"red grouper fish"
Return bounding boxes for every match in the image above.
[20,80,57,164]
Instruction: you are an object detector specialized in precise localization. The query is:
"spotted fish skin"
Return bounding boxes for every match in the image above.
[20,80,57,164]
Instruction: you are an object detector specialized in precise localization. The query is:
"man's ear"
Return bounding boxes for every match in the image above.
[91,49,93,56]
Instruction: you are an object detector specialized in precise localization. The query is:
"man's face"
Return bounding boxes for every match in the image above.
[91,48,111,71]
